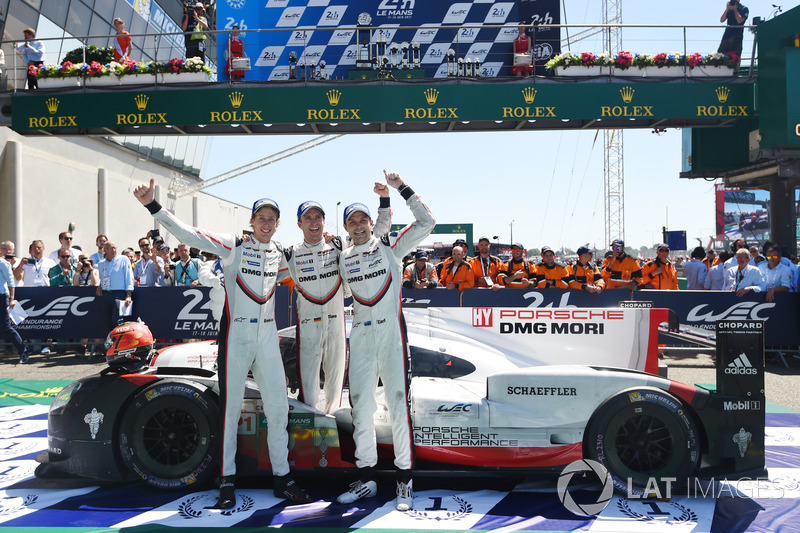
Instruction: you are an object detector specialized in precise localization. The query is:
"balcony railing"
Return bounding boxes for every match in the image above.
[3,22,759,91]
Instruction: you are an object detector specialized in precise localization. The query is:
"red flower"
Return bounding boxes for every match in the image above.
[615,50,633,67]
[580,52,596,66]
[687,53,703,67]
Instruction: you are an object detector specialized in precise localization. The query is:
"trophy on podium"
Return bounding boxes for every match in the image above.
[289,51,297,79]
[411,42,421,69]
[474,57,482,77]
[401,42,409,69]
[389,42,399,69]
[355,12,372,69]
[446,48,456,76]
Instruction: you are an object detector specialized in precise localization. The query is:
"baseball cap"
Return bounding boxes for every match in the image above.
[511,242,524,249]
[194,2,204,9]
[415,250,428,260]
[158,244,170,253]
[577,245,594,256]
[611,239,625,249]
[478,236,491,243]
[297,200,325,221]
[453,238,467,246]
[252,198,280,218]
[541,246,555,255]
[343,202,371,224]
[657,243,670,252]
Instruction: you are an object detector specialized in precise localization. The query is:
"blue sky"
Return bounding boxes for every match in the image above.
[203,1,796,253]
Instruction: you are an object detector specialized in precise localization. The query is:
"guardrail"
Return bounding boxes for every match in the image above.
[3,22,759,91]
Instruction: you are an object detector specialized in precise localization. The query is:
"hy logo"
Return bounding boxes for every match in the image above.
[326,89,341,106]
[620,86,635,103]
[716,86,730,103]
[45,98,59,114]
[557,459,614,516]
[229,91,244,108]
[134,94,149,111]
[522,87,537,104]
[424,88,439,105]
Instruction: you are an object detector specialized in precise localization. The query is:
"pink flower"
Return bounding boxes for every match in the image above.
[60,61,73,73]
[580,52,596,66]
[687,53,703,67]
[615,50,633,67]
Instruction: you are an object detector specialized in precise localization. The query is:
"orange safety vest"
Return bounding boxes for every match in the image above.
[498,258,535,288]
[439,261,474,291]
[568,262,606,291]
[468,254,503,287]
[535,262,570,289]
[601,254,643,289]
[640,259,679,290]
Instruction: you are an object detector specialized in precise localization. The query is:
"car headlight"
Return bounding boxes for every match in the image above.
[49,381,82,414]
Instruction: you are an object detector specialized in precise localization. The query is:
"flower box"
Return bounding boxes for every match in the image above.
[118,74,157,86]
[37,77,81,88]
[617,66,687,78]
[85,76,119,87]
[690,65,735,77]
[160,71,208,83]
[553,66,609,77]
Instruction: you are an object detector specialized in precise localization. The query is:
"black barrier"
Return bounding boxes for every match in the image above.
[14,286,293,340]
[11,286,799,347]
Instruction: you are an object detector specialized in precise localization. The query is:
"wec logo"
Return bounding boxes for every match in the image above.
[19,296,94,317]
[686,302,775,323]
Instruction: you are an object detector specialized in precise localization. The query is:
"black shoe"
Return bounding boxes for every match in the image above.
[205,476,236,509]
[19,350,29,364]
[273,474,312,504]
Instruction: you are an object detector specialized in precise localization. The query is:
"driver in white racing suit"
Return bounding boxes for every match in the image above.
[133,178,310,509]
[336,171,435,511]
[283,186,391,414]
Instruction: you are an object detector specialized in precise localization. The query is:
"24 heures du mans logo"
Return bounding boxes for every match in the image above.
[28,97,78,128]
[306,89,362,120]
[116,94,168,125]
[501,87,557,119]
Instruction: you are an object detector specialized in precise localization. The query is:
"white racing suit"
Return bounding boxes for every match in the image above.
[150,204,292,478]
[338,187,434,470]
[283,204,391,414]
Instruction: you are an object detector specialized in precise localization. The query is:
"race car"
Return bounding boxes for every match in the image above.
[39,307,767,496]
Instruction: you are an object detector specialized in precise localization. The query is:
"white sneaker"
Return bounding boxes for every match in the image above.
[396,480,413,511]
[336,479,377,504]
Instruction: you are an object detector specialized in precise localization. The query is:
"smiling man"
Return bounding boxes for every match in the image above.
[337,171,435,512]
[282,187,390,414]
[133,178,310,509]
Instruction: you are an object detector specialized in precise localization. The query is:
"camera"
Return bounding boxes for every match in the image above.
[4,254,13,260]
[151,229,160,238]
[28,257,37,263]
[169,264,176,270]
[729,0,736,5]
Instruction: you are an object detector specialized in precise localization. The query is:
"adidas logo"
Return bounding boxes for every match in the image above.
[724,352,757,375]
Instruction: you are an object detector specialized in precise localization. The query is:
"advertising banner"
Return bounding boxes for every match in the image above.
[216,0,560,80]
[404,306,664,372]
[13,286,292,340]
[9,287,798,347]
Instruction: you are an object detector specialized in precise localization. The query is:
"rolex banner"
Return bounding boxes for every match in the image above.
[217,0,560,80]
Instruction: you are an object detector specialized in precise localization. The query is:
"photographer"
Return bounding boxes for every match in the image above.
[718,0,748,71]
[73,257,99,287]
[640,244,679,290]
[182,2,209,61]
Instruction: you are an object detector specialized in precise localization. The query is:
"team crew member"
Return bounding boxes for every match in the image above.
[133,178,310,508]
[283,190,391,414]
[640,244,679,290]
[498,243,535,288]
[403,250,438,289]
[568,246,604,293]
[337,171,435,512]
[535,246,570,289]
[468,236,503,290]
[438,245,474,292]
[601,239,642,289]
[435,239,470,280]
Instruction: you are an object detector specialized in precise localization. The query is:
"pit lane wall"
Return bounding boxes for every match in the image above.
[10,286,799,348]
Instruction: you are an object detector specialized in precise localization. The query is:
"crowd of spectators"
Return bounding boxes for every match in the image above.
[403,236,800,296]
[0,230,226,362]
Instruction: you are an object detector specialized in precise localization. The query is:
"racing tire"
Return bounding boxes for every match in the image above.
[584,388,700,495]
[118,380,219,490]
